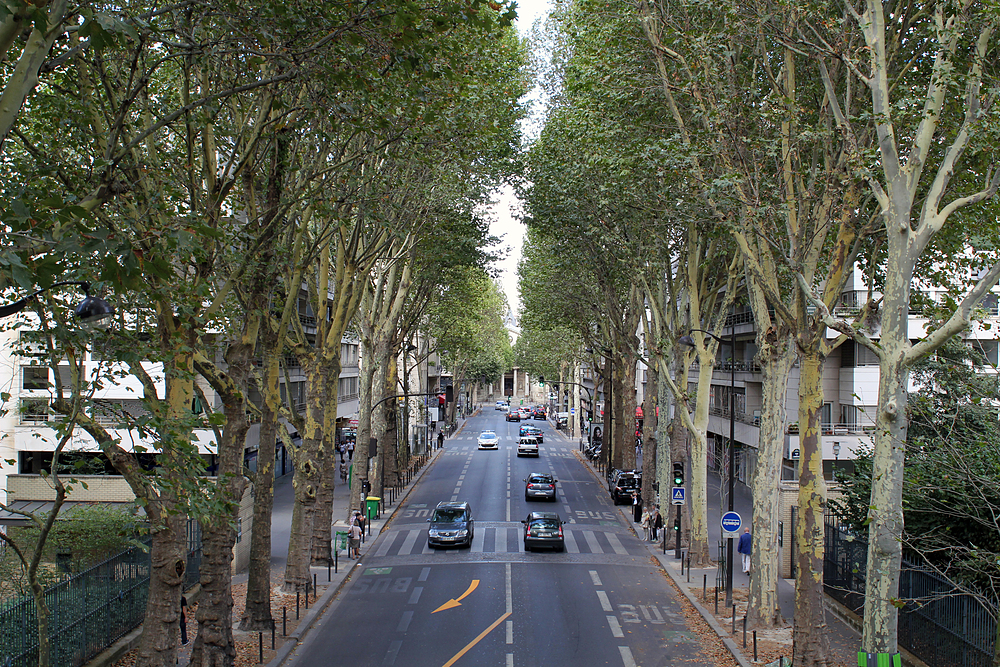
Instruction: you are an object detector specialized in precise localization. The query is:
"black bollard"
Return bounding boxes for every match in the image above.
[328,560,332,581]
[296,592,300,619]
[272,623,275,650]
[283,607,287,636]
[258,632,263,663]
[743,615,747,646]
[305,581,309,610]
[703,574,707,601]
[714,586,718,614]
[314,574,317,601]
[753,630,758,660]
[732,605,737,634]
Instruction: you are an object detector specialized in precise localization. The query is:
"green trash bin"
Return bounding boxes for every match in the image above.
[366,496,381,521]
[335,530,348,554]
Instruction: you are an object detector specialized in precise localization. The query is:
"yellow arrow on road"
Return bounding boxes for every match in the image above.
[432,579,480,613]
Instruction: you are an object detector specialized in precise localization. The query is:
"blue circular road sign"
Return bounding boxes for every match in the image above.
[721,511,742,532]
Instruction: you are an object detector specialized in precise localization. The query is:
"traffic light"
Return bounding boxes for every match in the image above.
[672,461,685,487]
[674,518,681,532]
[445,385,454,403]
[538,375,545,387]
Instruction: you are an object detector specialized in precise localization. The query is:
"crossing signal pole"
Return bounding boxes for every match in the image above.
[672,461,685,559]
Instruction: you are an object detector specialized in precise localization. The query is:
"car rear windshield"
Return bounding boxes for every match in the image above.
[529,518,560,529]
[617,477,638,488]
[432,508,466,522]
[528,475,552,483]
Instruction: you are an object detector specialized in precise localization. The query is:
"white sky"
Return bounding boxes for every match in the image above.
[488,0,551,319]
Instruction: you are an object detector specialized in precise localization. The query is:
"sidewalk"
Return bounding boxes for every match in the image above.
[566,429,861,667]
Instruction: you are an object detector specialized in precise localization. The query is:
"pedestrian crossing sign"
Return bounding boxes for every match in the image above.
[671,486,686,505]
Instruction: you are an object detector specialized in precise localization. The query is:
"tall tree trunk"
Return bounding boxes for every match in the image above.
[640,364,658,514]
[311,360,342,565]
[190,337,253,666]
[747,328,794,629]
[792,348,831,665]
[284,353,325,592]
[137,513,188,667]
[688,358,715,567]
[240,398,276,631]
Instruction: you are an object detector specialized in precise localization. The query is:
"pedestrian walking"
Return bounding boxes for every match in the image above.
[632,491,642,523]
[338,442,345,464]
[348,522,362,558]
[640,508,651,541]
[347,440,355,460]
[652,508,663,541]
[738,527,752,573]
[179,595,188,645]
[437,431,444,449]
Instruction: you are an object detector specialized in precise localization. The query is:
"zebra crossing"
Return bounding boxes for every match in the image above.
[371,523,634,558]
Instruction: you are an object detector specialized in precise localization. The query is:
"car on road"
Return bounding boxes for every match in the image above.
[556,413,568,430]
[524,473,557,501]
[532,407,547,419]
[517,424,543,442]
[495,401,507,411]
[517,436,540,457]
[610,471,641,505]
[427,501,474,548]
[521,511,565,551]
[477,430,499,449]
[506,409,520,422]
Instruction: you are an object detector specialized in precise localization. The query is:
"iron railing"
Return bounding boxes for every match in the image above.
[825,516,995,667]
[1,518,203,667]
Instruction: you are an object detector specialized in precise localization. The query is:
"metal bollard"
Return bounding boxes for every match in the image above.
[313,574,317,601]
[703,574,707,601]
[272,623,275,650]
[283,607,287,636]
[714,586,718,614]
[258,632,263,663]
[296,592,300,619]
[743,615,747,646]
[328,560,332,581]
[732,605,737,634]
[753,630,758,660]
[305,580,309,609]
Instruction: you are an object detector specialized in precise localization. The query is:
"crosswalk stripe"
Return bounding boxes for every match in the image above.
[584,530,604,554]
[564,529,580,553]
[496,526,508,553]
[606,533,628,555]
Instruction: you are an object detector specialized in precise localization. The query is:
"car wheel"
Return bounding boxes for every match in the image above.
[524,543,531,552]
[557,543,565,553]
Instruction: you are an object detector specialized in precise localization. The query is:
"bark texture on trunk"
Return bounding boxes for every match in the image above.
[792,350,831,665]
[136,514,187,667]
[747,330,794,630]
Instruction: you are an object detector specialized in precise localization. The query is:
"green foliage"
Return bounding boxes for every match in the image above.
[831,335,1000,593]
[0,505,147,599]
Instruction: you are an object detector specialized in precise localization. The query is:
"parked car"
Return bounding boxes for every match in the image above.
[555,412,568,429]
[427,501,474,548]
[524,473,557,501]
[610,471,641,505]
[477,430,499,450]
[506,410,520,422]
[521,512,565,551]
[517,436,540,457]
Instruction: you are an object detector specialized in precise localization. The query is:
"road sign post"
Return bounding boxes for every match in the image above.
[721,511,742,539]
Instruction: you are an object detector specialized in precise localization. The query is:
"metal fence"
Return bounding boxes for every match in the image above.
[825,516,996,667]
[0,519,203,667]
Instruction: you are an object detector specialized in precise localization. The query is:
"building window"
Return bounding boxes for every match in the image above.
[20,398,51,424]
[22,366,49,391]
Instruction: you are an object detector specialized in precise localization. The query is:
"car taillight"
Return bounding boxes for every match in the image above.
[558,526,563,536]
[546,484,554,489]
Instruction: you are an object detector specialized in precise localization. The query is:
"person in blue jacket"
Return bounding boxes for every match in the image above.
[737,527,752,574]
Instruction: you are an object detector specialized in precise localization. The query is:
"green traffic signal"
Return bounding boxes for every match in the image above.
[672,461,684,486]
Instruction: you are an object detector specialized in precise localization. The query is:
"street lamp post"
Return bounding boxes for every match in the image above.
[0,280,114,326]
[679,321,737,607]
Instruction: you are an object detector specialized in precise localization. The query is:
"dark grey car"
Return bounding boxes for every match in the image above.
[427,501,474,548]
[524,473,557,501]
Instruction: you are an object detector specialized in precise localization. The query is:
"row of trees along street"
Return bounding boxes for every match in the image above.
[515,1,1000,666]
[0,2,527,667]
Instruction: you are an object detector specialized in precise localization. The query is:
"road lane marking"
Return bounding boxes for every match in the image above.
[564,530,580,553]
[596,590,612,612]
[505,562,512,614]
[408,587,423,605]
[383,640,402,665]
[506,620,513,643]
[590,571,602,586]
[496,526,507,554]
[618,646,636,667]
[374,533,397,557]
[398,529,419,556]
[472,527,486,552]
[419,567,430,582]
[433,580,480,613]
[397,611,413,632]
[441,612,512,667]
[607,615,624,638]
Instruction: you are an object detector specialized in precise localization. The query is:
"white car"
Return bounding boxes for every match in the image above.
[495,401,508,411]
[517,436,540,457]
[478,430,500,450]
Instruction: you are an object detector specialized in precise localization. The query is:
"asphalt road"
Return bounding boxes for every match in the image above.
[283,409,718,667]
